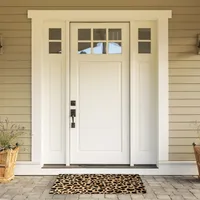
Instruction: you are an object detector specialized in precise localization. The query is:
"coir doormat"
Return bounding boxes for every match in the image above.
[49,174,146,194]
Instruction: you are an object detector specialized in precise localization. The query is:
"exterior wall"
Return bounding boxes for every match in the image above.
[0,0,199,161]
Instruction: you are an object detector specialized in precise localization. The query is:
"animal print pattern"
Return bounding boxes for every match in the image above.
[49,174,146,194]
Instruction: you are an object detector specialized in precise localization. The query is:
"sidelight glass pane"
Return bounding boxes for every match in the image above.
[93,42,106,54]
[108,42,122,54]
[93,29,106,40]
[78,29,91,40]
[49,28,61,40]
[49,42,61,54]
[138,42,151,54]
[78,42,91,54]
[138,28,151,40]
[109,29,122,40]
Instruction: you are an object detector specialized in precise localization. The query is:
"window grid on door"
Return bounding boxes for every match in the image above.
[138,28,151,54]
[49,28,62,54]
[78,28,122,54]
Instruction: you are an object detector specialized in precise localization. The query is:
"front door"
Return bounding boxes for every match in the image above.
[70,23,130,164]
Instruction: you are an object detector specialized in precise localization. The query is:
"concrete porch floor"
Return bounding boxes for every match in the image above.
[0,176,200,200]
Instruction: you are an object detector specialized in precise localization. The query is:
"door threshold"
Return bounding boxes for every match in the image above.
[42,164,158,169]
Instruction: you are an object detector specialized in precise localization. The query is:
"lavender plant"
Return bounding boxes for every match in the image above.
[0,118,25,151]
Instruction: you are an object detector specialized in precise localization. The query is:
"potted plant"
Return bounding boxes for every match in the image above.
[0,118,25,183]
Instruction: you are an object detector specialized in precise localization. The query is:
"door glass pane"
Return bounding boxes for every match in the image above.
[108,42,122,54]
[78,29,91,40]
[49,42,61,54]
[49,28,61,40]
[138,42,151,54]
[93,29,106,40]
[78,42,91,54]
[93,42,106,54]
[138,28,151,40]
[109,29,121,40]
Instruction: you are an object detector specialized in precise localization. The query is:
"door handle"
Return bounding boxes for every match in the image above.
[71,109,76,128]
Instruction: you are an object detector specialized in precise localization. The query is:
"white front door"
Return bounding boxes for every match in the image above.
[70,23,130,164]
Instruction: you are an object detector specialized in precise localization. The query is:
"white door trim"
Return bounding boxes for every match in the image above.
[28,10,171,21]
[65,21,70,166]
[28,10,172,167]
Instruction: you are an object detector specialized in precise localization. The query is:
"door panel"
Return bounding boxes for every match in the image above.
[79,61,122,151]
[70,23,129,164]
[134,21,158,165]
[43,22,66,164]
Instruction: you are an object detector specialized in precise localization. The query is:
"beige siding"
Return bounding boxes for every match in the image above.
[0,0,200,161]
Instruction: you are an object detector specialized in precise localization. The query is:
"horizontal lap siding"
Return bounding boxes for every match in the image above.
[0,0,200,161]
[0,7,31,160]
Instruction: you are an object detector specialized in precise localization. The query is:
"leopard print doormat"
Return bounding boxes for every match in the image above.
[49,174,146,194]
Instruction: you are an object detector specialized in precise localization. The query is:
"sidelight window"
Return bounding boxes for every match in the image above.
[49,28,62,54]
[138,28,151,54]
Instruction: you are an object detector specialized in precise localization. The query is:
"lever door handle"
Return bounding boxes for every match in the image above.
[71,115,75,123]
[71,109,76,128]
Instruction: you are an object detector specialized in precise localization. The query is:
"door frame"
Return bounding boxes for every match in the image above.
[28,10,172,167]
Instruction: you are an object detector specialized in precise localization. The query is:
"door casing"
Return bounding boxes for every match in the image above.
[28,10,171,167]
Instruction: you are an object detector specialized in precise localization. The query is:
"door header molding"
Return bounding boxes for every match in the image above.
[28,10,172,21]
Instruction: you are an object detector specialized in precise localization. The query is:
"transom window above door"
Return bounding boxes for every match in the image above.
[78,28,122,54]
